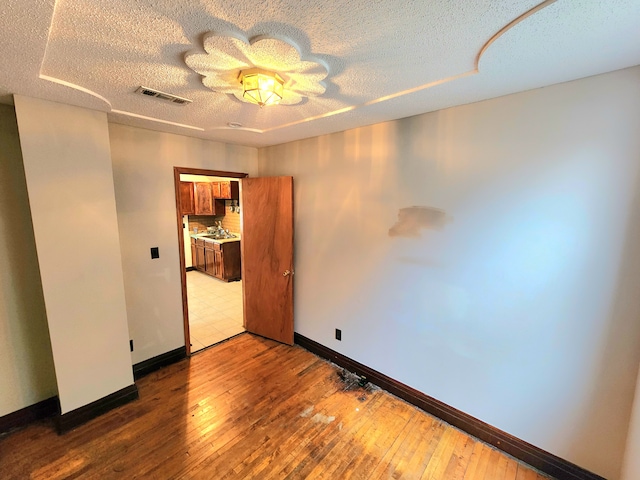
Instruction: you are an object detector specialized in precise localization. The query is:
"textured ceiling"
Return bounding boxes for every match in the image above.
[1,0,639,147]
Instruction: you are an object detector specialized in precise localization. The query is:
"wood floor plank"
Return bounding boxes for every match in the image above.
[516,463,541,480]
[364,410,420,479]
[494,451,510,479]
[462,442,490,479]
[280,394,391,479]
[440,429,476,480]
[287,393,390,480]
[339,396,417,480]
[0,333,559,480]
[482,448,504,480]
[392,416,447,478]
[420,427,461,479]
[504,457,520,480]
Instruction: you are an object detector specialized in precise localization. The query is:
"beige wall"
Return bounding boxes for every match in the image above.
[108,124,258,364]
[623,366,640,479]
[15,96,134,414]
[259,66,640,479]
[0,104,57,416]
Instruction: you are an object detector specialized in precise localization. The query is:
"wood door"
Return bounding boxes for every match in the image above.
[241,176,294,345]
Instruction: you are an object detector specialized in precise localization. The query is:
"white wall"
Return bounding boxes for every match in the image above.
[108,124,258,364]
[14,96,134,414]
[259,66,640,479]
[0,104,57,416]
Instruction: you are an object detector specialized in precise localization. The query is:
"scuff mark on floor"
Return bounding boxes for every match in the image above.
[311,413,336,424]
[299,405,336,424]
[299,405,315,418]
[336,368,379,402]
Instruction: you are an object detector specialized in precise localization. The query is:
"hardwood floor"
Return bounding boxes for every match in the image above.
[0,334,551,479]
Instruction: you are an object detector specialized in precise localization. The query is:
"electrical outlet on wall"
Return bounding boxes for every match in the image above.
[335,328,342,341]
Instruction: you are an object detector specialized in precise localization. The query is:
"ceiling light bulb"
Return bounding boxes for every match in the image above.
[239,68,284,107]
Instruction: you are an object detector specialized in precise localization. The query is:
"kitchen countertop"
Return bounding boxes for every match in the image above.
[190,232,241,244]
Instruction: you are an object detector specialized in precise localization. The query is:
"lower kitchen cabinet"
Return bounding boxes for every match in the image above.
[194,238,205,272]
[218,242,241,281]
[204,242,215,274]
[192,238,241,282]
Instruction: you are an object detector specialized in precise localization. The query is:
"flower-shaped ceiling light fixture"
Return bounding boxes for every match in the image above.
[185,33,328,106]
[239,68,284,107]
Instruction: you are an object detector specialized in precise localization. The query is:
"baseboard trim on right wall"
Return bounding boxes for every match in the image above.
[294,333,605,480]
[133,346,187,380]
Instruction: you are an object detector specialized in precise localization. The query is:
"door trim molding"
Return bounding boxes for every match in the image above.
[173,167,248,356]
[294,333,604,480]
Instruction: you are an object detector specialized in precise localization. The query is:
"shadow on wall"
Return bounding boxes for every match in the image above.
[569,163,640,477]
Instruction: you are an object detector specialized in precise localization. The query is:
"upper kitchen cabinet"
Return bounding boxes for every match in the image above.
[213,181,239,200]
[211,182,221,198]
[179,181,195,215]
[194,182,224,215]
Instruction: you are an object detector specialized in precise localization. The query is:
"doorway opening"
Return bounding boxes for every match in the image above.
[173,167,248,356]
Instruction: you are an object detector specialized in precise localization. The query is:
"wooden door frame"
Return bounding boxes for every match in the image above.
[173,167,249,356]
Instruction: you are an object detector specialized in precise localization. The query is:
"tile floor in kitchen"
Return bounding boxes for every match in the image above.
[187,270,245,352]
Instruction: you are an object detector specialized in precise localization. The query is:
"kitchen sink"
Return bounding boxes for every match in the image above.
[202,233,237,240]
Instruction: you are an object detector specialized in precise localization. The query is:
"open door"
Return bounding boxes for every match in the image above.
[241,176,294,345]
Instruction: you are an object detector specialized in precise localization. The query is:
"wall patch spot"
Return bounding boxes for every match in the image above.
[389,206,450,238]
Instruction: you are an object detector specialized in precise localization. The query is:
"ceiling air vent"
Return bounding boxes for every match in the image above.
[135,86,192,106]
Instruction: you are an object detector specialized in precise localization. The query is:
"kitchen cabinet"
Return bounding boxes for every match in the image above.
[216,241,241,281]
[217,181,239,200]
[208,181,239,200]
[194,182,225,215]
[179,181,195,215]
[204,242,215,274]
[191,237,241,282]
[214,249,223,278]
[194,238,206,272]
[194,182,213,215]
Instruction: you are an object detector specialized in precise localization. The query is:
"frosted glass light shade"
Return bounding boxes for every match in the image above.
[239,68,284,107]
